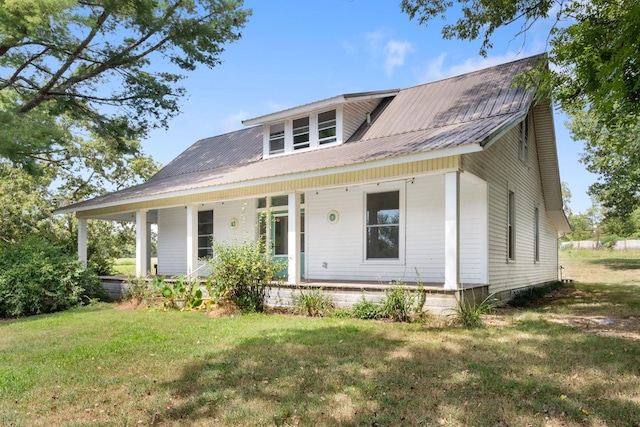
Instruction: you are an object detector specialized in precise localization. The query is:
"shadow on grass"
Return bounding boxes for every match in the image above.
[159,320,640,426]
[587,258,640,270]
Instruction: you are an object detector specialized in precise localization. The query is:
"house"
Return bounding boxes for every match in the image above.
[57,55,570,312]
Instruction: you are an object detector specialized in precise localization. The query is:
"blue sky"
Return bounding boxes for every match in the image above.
[143,0,596,213]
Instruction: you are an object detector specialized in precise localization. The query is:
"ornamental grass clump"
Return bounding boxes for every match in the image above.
[292,287,335,317]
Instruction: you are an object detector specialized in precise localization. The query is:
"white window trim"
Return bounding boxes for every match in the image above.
[519,114,529,163]
[361,182,406,265]
[263,105,343,158]
[507,182,516,262]
[534,203,540,263]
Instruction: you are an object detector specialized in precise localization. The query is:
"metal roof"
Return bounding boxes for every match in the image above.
[58,55,545,214]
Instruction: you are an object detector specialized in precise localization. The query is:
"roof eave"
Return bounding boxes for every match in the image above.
[242,89,400,126]
[55,142,480,216]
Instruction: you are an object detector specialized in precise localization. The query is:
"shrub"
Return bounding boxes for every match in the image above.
[352,295,382,319]
[292,287,334,317]
[0,237,104,318]
[381,284,415,322]
[207,240,285,313]
[158,275,204,311]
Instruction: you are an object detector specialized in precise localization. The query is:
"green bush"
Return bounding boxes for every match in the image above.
[381,284,415,322]
[207,240,285,313]
[0,237,104,317]
[352,295,382,319]
[292,287,334,317]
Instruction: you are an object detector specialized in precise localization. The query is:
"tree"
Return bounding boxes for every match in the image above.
[568,110,640,220]
[0,0,250,172]
[401,0,640,224]
[561,181,572,218]
[401,0,640,123]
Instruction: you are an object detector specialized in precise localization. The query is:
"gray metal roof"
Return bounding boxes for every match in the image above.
[58,55,542,213]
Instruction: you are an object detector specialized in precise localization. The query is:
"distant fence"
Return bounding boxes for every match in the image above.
[561,240,640,250]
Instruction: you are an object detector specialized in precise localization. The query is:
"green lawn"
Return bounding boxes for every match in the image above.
[1,250,639,426]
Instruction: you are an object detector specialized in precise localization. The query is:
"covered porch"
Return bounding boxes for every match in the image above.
[79,166,489,299]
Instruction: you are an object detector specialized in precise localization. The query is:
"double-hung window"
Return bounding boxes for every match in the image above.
[534,207,540,262]
[318,110,337,145]
[507,190,515,261]
[519,115,529,162]
[366,191,400,259]
[197,210,214,259]
[292,117,310,150]
[269,123,285,155]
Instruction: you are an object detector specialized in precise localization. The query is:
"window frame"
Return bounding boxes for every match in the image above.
[507,189,516,261]
[519,114,529,163]
[534,205,540,262]
[263,106,342,158]
[197,210,214,259]
[362,184,405,264]
[268,122,285,155]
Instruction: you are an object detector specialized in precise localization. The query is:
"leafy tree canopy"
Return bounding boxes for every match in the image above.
[0,0,249,172]
[401,0,640,221]
[570,110,640,219]
[401,0,640,123]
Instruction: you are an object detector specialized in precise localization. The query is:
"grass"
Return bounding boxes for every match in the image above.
[1,249,639,426]
[559,248,640,284]
[112,257,157,276]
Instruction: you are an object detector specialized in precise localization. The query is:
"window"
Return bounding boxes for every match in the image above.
[264,108,339,156]
[269,123,285,154]
[318,110,337,145]
[534,207,540,262]
[273,214,288,255]
[519,115,529,162]
[292,117,310,150]
[507,191,515,260]
[197,210,214,259]
[366,191,400,259]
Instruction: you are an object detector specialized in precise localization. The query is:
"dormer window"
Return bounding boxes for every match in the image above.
[269,123,285,155]
[263,108,342,157]
[318,110,337,145]
[242,89,399,159]
[293,117,310,150]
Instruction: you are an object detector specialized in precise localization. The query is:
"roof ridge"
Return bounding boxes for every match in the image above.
[402,53,545,92]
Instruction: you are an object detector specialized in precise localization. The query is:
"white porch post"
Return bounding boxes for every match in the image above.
[287,192,301,284]
[135,210,148,276]
[186,205,198,275]
[444,171,460,289]
[77,217,88,267]
[146,222,153,274]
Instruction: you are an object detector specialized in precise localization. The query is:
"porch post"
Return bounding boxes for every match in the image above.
[135,210,148,276]
[287,192,301,284]
[146,222,153,274]
[186,205,198,275]
[444,170,460,289]
[77,217,88,267]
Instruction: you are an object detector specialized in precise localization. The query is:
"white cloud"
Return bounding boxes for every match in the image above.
[365,30,385,54]
[384,40,414,76]
[418,50,528,83]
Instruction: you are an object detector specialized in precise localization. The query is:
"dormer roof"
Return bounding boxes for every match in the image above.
[242,89,399,126]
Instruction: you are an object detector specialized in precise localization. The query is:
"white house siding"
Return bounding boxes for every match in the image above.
[343,100,381,140]
[459,175,488,285]
[212,199,257,245]
[157,207,187,276]
[462,113,559,297]
[305,175,454,284]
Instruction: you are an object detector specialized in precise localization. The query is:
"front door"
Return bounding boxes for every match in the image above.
[260,211,305,279]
